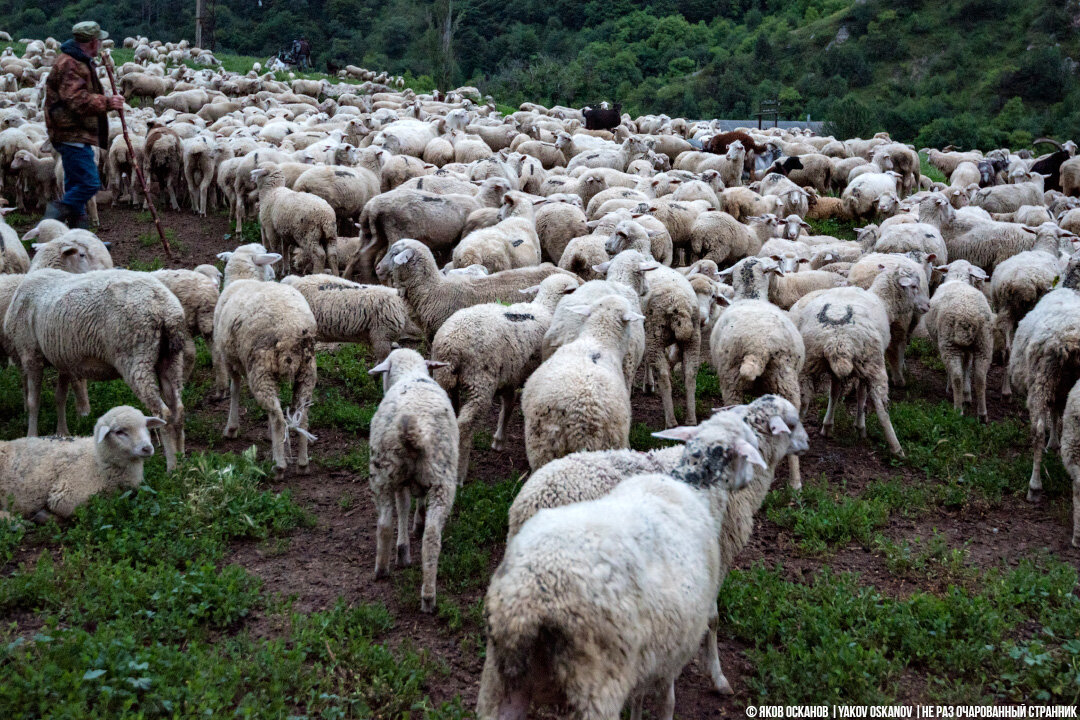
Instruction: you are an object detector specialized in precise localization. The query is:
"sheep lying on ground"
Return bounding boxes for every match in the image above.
[367,349,458,613]
[924,261,992,421]
[214,278,317,478]
[0,406,164,521]
[521,294,642,469]
[432,274,579,482]
[477,408,764,720]
[280,274,418,362]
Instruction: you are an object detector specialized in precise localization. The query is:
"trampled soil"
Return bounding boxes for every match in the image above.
[8,206,1080,715]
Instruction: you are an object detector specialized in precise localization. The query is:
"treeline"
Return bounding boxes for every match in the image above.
[3,0,1078,147]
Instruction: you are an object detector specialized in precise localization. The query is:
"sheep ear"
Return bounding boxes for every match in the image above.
[253,253,281,266]
[1020,225,1037,234]
[898,276,917,287]
[623,310,645,322]
[933,265,949,272]
[715,294,732,307]
[368,358,391,375]
[393,249,414,265]
[651,426,699,442]
[519,285,541,295]
[216,251,232,261]
[970,267,988,280]
[734,438,767,469]
[592,261,611,274]
[637,262,660,273]
[768,416,791,436]
[95,423,112,444]
[717,267,734,280]
[144,416,167,430]
[425,360,449,370]
[924,253,937,264]
[877,263,887,271]
[567,304,592,317]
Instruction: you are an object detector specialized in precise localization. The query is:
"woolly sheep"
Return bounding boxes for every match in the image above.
[220,243,281,287]
[924,261,993,420]
[251,162,337,275]
[4,270,186,469]
[477,408,764,719]
[0,406,165,521]
[293,164,380,232]
[375,238,571,342]
[0,213,29,274]
[214,279,317,478]
[769,270,848,310]
[521,294,643,469]
[688,210,761,267]
[1058,380,1080,547]
[451,192,542,273]
[534,197,589,263]
[431,274,580,481]
[280,274,418,362]
[971,175,1047,214]
[367,349,458,613]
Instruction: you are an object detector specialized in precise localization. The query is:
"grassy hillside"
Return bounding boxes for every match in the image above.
[2,0,1078,145]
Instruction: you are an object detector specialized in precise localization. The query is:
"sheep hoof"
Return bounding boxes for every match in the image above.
[711,673,733,696]
[820,424,832,438]
[420,596,436,614]
[375,566,390,580]
[274,466,286,481]
[490,438,504,452]
[396,544,411,566]
[979,414,988,425]
[223,425,239,439]
[296,462,311,476]
[31,509,51,525]
[892,447,906,458]
[1072,536,1079,549]
[1027,488,1043,503]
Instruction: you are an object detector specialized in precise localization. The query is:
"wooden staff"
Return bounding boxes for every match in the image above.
[101,49,172,257]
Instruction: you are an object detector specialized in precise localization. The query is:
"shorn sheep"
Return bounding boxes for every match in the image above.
[476,408,764,720]
[0,406,164,522]
[368,348,459,613]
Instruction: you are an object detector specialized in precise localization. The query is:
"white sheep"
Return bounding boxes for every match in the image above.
[251,162,337,275]
[367,348,459,613]
[0,406,165,521]
[451,191,542,273]
[521,294,642,469]
[1058,380,1080,547]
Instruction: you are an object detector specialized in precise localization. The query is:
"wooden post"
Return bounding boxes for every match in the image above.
[195,0,203,48]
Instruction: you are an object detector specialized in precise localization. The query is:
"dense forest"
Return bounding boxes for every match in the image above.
[3,0,1079,147]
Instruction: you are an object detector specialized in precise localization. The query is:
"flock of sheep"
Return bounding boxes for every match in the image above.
[1,31,1080,719]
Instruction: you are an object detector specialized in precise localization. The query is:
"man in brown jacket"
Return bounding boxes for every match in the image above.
[43,21,124,228]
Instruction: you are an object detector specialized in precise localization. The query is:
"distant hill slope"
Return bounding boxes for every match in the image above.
[3,0,1077,146]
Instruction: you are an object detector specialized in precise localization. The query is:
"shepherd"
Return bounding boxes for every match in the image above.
[43,21,124,229]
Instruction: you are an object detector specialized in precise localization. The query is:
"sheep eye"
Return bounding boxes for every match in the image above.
[114,429,126,437]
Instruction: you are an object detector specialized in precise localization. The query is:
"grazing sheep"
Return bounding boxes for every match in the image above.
[214,279,317,478]
[431,274,580,481]
[367,349,458,613]
[280,274,418,362]
[0,406,164,521]
[476,408,763,720]
[521,294,642,469]
[375,238,572,342]
[924,261,993,420]
[252,162,337,275]
[4,270,186,469]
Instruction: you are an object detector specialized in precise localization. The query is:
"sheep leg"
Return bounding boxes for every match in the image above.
[869,368,904,457]
[356,238,382,284]
[54,374,72,436]
[23,360,43,437]
[123,362,179,472]
[973,354,989,423]
[373,486,395,579]
[412,495,426,537]
[492,387,515,452]
[292,359,317,472]
[963,353,973,403]
[682,338,699,427]
[658,680,676,720]
[1071,466,1080,548]
[224,370,242,438]
[654,350,676,429]
[705,610,733,694]
[886,339,905,387]
[199,177,213,217]
[184,165,199,213]
[455,383,491,483]
[159,347,187,461]
[420,480,455,613]
[395,487,411,567]
[944,352,965,413]
[74,379,91,417]
[629,697,644,720]
[855,382,868,438]
[1027,412,1047,502]
[1001,321,1014,397]
[249,370,288,478]
[821,377,842,437]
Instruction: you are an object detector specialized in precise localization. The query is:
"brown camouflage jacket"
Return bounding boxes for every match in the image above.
[44,42,109,147]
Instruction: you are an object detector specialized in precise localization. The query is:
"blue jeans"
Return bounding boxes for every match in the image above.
[56,142,101,215]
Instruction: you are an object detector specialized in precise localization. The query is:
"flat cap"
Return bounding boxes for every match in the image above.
[72,21,108,42]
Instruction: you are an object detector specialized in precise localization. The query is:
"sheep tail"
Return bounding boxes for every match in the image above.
[827,352,854,379]
[953,316,979,347]
[739,353,766,382]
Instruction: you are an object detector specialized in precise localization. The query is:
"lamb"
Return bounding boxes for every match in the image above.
[1008,262,1080,504]
[790,265,930,456]
[924,261,993,420]
[214,278,318,478]
[27,227,113,273]
[991,226,1075,395]
[431,274,580,481]
[279,274,418,362]
[521,294,642,469]
[758,237,811,274]
[181,134,223,216]
[4,270,186,469]
[451,192,542,273]
[293,164,380,233]
[251,162,337,275]
[375,238,572,342]
[476,408,764,720]
[9,149,58,212]
[367,348,458,613]
[502,395,809,695]
[0,406,165,522]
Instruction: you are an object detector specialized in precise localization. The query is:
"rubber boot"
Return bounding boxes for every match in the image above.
[43,201,64,221]
[72,214,91,230]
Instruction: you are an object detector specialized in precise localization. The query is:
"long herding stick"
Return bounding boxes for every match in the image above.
[101,49,172,257]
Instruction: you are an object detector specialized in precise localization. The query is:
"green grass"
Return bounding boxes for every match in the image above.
[806,216,860,241]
